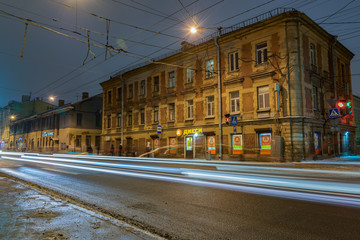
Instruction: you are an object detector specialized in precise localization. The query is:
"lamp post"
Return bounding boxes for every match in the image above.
[190,27,223,159]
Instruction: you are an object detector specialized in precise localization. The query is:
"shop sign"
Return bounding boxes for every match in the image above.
[104,136,111,141]
[0,141,4,148]
[183,128,203,136]
[169,137,177,154]
[48,132,54,136]
[207,136,216,154]
[18,137,23,142]
[314,132,321,155]
[176,129,182,136]
[42,132,48,137]
[186,137,193,151]
[232,134,243,154]
[260,133,271,155]
[154,138,159,153]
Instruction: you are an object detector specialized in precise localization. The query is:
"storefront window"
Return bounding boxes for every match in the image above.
[232,134,243,154]
[259,133,271,155]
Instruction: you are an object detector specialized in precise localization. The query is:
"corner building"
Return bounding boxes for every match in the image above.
[100,8,355,161]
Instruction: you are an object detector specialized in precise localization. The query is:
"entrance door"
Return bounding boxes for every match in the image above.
[185,136,193,159]
[343,132,350,155]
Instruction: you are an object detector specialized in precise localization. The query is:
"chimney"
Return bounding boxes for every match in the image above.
[22,95,30,102]
[58,100,65,107]
[82,92,89,100]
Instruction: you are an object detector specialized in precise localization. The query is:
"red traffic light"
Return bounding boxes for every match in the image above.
[337,102,345,108]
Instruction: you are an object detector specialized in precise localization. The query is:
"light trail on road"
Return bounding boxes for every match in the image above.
[2,154,360,208]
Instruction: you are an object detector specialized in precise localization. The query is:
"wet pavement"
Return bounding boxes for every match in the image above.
[0,173,162,240]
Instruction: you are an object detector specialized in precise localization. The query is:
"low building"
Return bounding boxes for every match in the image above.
[0,96,57,150]
[100,8,355,161]
[9,93,102,153]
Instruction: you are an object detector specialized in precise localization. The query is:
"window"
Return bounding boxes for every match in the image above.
[258,86,269,110]
[76,113,82,126]
[206,96,215,117]
[313,86,318,110]
[107,115,111,128]
[128,84,133,99]
[256,42,268,65]
[229,52,239,72]
[107,90,112,105]
[169,71,175,88]
[117,113,121,127]
[310,43,316,66]
[186,66,194,83]
[75,135,81,148]
[187,100,193,119]
[128,111,132,126]
[117,87,122,101]
[169,103,175,122]
[140,80,146,96]
[154,106,159,122]
[230,91,240,114]
[205,59,214,78]
[140,109,145,125]
[154,76,159,92]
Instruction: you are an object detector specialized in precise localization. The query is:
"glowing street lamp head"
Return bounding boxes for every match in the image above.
[190,26,197,34]
[10,115,15,120]
[49,96,55,101]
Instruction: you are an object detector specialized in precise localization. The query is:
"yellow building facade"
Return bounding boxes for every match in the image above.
[101,9,354,161]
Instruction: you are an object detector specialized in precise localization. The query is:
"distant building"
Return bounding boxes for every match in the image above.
[100,8,354,161]
[0,96,57,150]
[8,93,102,153]
[353,95,360,154]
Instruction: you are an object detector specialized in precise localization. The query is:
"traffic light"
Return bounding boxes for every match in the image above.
[346,100,353,114]
[225,113,230,125]
[337,100,346,116]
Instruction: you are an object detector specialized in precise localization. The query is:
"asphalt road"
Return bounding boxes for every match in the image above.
[1,153,360,240]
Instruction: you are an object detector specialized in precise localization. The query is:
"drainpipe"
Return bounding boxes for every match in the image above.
[285,22,294,162]
[331,36,340,156]
[120,75,124,146]
[215,28,222,160]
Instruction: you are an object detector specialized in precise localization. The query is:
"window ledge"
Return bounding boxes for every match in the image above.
[185,118,194,121]
[205,116,215,119]
[257,108,271,113]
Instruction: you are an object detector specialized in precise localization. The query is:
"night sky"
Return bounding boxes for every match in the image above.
[0,0,359,107]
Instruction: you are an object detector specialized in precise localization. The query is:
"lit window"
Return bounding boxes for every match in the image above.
[205,59,214,78]
[256,43,268,65]
[258,86,269,110]
[206,96,215,117]
[230,91,240,114]
[229,52,239,72]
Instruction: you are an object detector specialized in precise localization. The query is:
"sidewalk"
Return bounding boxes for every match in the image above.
[0,173,162,240]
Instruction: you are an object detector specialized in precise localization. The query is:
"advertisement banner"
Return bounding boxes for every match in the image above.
[232,134,243,154]
[207,136,216,155]
[314,132,321,155]
[154,138,159,153]
[260,133,271,155]
[169,137,177,154]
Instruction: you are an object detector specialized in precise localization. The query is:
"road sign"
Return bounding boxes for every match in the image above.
[231,116,237,126]
[157,125,162,134]
[329,108,340,118]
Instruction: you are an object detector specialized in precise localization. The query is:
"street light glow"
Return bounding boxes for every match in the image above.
[49,96,55,101]
[190,26,197,34]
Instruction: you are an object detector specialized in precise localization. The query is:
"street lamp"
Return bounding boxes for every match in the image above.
[49,96,55,102]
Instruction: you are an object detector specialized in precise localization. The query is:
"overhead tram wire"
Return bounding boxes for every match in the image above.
[46,0,184,40]
[0,1,181,52]
[177,0,198,25]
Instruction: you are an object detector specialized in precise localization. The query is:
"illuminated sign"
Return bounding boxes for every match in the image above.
[176,129,182,136]
[48,132,54,136]
[18,137,23,142]
[232,134,243,154]
[260,133,271,155]
[154,139,159,153]
[207,136,216,154]
[183,128,202,136]
[169,137,177,154]
[42,132,48,137]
